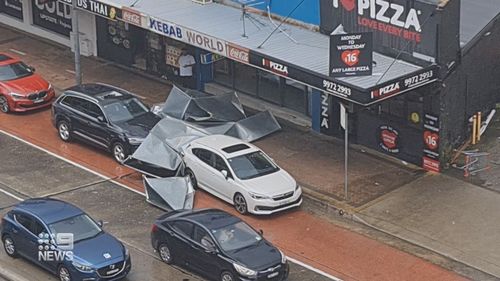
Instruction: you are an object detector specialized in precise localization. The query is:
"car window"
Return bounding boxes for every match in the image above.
[0,62,33,81]
[193,225,215,249]
[102,98,148,123]
[214,154,229,172]
[192,148,214,167]
[212,221,262,252]
[171,221,194,239]
[228,151,280,180]
[15,213,45,236]
[86,102,105,119]
[14,213,32,231]
[31,219,47,237]
[61,96,89,115]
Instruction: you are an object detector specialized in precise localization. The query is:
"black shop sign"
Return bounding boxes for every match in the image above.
[0,0,23,20]
[422,113,440,172]
[330,32,372,77]
[32,0,72,37]
[76,0,121,20]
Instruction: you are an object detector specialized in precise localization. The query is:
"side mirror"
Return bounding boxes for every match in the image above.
[97,220,104,227]
[29,66,36,72]
[258,229,264,236]
[221,170,228,180]
[97,116,106,123]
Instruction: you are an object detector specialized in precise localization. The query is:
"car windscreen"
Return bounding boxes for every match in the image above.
[48,214,102,243]
[0,62,33,81]
[211,221,262,252]
[102,98,149,123]
[227,151,279,180]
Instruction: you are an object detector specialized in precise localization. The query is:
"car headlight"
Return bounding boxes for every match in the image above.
[128,137,145,145]
[249,192,271,200]
[124,247,130,259]
[72,261,94,273]
[9,92,24,100]
[233,263,257,278]
[279,250,287,264]
[295,184,301,191]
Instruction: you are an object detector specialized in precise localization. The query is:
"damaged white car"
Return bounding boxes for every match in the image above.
[182,135,302,215]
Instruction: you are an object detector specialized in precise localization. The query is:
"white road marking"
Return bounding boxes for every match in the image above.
[8,49,26,56]
[0,129,343,281]
[65,69,76,74]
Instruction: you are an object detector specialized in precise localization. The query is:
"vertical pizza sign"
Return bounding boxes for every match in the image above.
[329,32,372,77]
[422,113,440,172]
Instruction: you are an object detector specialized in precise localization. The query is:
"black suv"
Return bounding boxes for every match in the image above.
[51,83,161,162]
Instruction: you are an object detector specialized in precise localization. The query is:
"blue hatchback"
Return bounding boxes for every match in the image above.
[1,198,131,281]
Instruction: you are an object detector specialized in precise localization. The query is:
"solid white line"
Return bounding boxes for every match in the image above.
[8,48,26,56]
[0,186,24,201]
[0,129,343,281]
[287,257,343,281]
[65,69,76,74]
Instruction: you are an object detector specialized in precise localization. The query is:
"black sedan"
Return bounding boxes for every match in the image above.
[151,209,289,281]
[51,83,161,162]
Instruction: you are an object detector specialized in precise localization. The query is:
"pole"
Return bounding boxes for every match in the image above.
[344,111,348,201]
[71,1,81,85]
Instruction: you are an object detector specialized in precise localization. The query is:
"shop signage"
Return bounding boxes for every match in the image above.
[369,66,438,102]
[329,32,372,77]
[227,43,249,63]
[32,0,72,37]
[76,0,120,20]
[320,93,333,135]
[262,58,288,76]
[121,7,141,26]
[320,0,439,59]
[1,0,23,19]
[148,17,183,40]
[184,29,227,57]
[379,125,399,153]
[422,113,440,172]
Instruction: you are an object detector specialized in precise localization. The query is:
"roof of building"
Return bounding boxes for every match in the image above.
[460,0,500,48]
[111,0,422,90]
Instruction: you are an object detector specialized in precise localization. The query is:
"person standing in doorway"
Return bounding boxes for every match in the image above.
[177,48,196,89]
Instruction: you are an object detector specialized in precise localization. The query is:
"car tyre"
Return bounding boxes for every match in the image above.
[0,96,10,113]
[112,142,128,163]
[158,242,174,264]
[233,193,248,215]
[57,120,72,142]
[58,265,72,281]
[185,168,198,190]
[221,271,236,281]
[2,235,18,258]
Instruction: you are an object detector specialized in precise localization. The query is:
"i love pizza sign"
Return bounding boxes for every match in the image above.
[329,32,373,77]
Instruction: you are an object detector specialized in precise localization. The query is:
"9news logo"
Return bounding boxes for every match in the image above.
[38,233,74,262]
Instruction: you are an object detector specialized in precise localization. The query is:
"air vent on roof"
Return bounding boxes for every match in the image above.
[192,0,212,4]
[222,144,250,153]
[0,54,12,62]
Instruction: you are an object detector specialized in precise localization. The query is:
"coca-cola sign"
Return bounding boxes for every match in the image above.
[227,43,249,63]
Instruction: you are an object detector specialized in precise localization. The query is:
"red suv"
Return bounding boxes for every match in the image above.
[0,53,55,113]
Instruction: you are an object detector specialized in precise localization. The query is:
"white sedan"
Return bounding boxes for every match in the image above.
[182,135,302,215]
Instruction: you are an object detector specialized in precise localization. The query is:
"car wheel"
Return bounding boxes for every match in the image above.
[0,96,10,113]
[221,271,236,281]
[2,235,18,258]
[158,242,174,264]
[185,168,198,189]
[57,121,72,142]
[112,142,128,163]
[58,265,72,281]
[233,193,248,215]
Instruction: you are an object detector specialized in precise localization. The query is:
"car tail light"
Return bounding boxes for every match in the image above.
[151,224,158,233]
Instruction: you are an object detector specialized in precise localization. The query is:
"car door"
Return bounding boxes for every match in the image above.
[212,154,239,201]
[13,213,46,263]
[189,148,216,190]
[84,102,111,148]
[186,225,221,280]
[167,220,195,265]
[60,96,91,140]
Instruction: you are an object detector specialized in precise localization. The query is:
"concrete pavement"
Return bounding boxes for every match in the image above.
[357,173,500,279]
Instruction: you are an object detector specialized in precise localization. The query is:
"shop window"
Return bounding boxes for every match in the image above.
[283,79,308,115]
[234,63,257,96]
[257,70,281,105]
[214,58,233,88]
[1,0,23,20]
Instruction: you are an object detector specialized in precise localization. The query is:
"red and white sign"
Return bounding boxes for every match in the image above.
[262,58,289,76]
[121,7,142,26]
[227,43,249,63]
[379,125,399,153]
[423,156,440,173]
[371,82,400,99]
[423,131,439,150]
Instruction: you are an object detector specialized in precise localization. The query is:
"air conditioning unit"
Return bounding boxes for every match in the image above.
[192,0,213,4]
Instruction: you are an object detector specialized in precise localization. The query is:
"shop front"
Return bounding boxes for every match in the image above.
[0,0,23,20]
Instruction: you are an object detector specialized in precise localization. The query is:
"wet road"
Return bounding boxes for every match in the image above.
[0,133,331,281]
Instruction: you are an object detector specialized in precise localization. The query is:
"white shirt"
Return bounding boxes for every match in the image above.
[178,54,195,77]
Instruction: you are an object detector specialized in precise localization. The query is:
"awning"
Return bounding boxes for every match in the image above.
[143,176,194,211]
[75,0,438,105]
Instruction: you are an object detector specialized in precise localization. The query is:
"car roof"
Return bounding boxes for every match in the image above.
[14,198,84,224]
[192,135,259,158]
[170,209,241,230]
[0,53,19,66]
[64,83,135,105]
